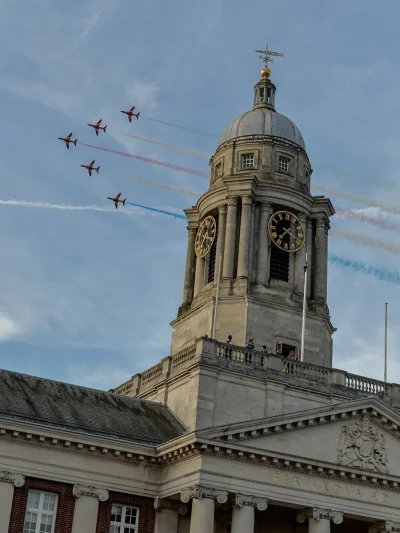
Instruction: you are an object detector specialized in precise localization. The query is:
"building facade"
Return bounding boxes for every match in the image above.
[1,53,400,533]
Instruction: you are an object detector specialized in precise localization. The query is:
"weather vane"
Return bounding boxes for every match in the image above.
[254,42,284,78]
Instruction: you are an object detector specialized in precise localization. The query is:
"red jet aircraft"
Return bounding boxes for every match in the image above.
[120,106,140,122]
[107,192,126,209]
[58,133,77,149]
[80,160,100,177]
[87,119,107,135]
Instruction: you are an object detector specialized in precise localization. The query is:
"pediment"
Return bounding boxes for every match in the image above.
[196,398,400,477]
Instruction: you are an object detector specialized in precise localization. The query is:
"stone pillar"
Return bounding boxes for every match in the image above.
[182,227,197,305]
[251,205,260,283]
[222,197,238,279]
[256,203,272,285]
[72,485,109,533]
[237,196,253,279]
[306,218,313,298]
[297,508,343,533]
[314,217,328,302]
[154,497,187,533]
[294,213,307,294]
[248,203,256,283]
[193,256,205,297]
[181,485,228,533]
[369,521,400,533]
[231,494,268,533]
[214,205,227,284]
[0,471,25,530]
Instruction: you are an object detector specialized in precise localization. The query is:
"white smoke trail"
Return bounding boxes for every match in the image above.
[107,171,200,197]
[331,228,400,255]
[112,131,212,159]
[0,199,145,216]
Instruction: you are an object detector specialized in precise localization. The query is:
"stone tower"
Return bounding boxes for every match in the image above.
[170,50,335,367]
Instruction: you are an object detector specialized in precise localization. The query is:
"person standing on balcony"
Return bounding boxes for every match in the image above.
[226,335,233,344]
[245,339,255,349]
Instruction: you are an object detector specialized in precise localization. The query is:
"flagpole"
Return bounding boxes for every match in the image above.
[384,302,388,382]
[211,253,223,340]
[300,253,308,363]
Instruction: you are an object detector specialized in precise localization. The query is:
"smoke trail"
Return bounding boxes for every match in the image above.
[313,184,400,216]
[328,254,400,284]
[140,116,219,139]
[112,132,212,159]
[316,163,400,191]
[336,208,400,233]
[0,199,121,213]
[331,228,400,255]
[106,171,200,197]
[79,143,209,178]
[125,202,187,220]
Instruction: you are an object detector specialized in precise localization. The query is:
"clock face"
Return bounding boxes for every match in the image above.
[268,210,305,253]
[195,216,217,258]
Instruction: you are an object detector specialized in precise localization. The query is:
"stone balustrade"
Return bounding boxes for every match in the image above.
[112,337,400,408]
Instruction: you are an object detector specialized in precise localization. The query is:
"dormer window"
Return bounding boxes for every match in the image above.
[241,154,255,168]
[278,156,290,173]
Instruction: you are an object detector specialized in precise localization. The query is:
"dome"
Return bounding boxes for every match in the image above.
[218,108,306,151]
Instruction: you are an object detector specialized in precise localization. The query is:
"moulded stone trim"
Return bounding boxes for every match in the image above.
[296,508,343,524]
[180,486,228,504]
[154,497,187,515]
[369,521,400,533]
[73,484,109,502]
[0,470,25,487]
[234,493,268,511]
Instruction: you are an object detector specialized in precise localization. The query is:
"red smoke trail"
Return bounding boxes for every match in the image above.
[79,143,209,178]
[336,209,400,233]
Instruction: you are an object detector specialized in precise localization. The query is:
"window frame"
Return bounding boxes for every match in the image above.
[278,156,290,173]
[237,149,258,172]
[109,503,140,533]
[23,490,58,533]
[275,150,293,177]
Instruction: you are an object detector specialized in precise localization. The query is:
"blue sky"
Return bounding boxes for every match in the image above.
[0,0,400,389]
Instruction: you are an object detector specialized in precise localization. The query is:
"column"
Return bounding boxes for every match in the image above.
[72,485,109,533]
[0,471,25,530]
[237,196,253,279]
[222,197,238,279]
[193,256,205,297]
[297,508,343,533]
[369,521,400,533]
[214,205,227,284]
[231,494,268,533]
[182,227,197,305]
[306,218,313,298]
[256,203,272,285]
[294,214,307,294]
[251,205,260,283]
[154,497,187,533]
[181,485,228,533]
[314,217,328,302]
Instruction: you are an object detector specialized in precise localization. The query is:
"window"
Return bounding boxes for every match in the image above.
[241,154,254,168]
[266,87,272,104]
[206,215,218,283]
[110,504,139,533]
[24,491,58,533]
[278,156,290,173]
[270,242,290,282]
[258,87,264,103]
[215,163,222,178]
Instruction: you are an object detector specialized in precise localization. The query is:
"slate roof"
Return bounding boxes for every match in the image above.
[0,369,187,446]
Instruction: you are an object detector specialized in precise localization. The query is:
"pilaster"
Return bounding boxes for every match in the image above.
[0,471,25,531]
[231,494,268,533]
[222,197,238,279]
[72,485,109,533]
[297,508,343,533]
[237,196,253,279]
[214,204,227,284]
[314,216,328,305]
[181,486,229,533]
[182,227,197,307]
[294,213,307,294]
[154,498,187,533]
[193,255,205,297]
[256,203,272,285]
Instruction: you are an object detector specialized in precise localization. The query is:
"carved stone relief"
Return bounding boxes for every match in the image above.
[337,416,388,473]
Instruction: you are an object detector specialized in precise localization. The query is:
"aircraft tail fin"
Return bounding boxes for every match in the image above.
[122,199,126,205]
[137,112,140,119]
[96,166,100,173]
[104,125,107,133]
[73,139,77,146]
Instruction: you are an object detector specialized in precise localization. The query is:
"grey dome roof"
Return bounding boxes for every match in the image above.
[218,108,306,150]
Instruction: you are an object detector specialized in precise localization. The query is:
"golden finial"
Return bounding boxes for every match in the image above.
[254,42,284,78]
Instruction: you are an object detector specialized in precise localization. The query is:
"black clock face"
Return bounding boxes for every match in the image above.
[195,216,217,258]
[268,211,305,253]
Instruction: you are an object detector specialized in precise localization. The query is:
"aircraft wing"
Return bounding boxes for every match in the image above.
[114,201,118,209]
[130,106,135,112]
[90,160,95,165]
[96,120,102,125]
[115,193,121,199]
[67,133,72,139]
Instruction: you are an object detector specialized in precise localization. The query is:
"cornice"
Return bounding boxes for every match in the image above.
[0,418,158,466]
[215,134,309,159]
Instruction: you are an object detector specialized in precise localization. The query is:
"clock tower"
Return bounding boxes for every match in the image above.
[170,48,335,368]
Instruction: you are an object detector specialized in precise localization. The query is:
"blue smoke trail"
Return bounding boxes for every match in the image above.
[328,254,400,284]
[126,202,187,220]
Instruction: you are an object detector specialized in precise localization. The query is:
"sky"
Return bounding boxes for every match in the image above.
[0,0,400,390]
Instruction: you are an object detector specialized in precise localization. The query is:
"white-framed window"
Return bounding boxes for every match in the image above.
[23,490,58,533]
[110,504,139,533]
[241,154,254,168]
[278,156,290,172]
